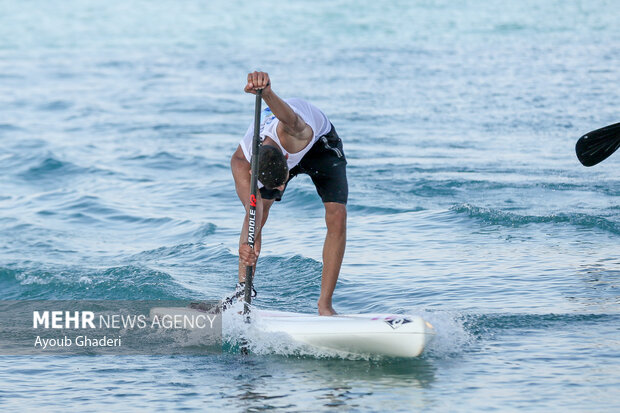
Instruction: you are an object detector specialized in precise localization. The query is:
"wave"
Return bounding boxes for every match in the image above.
[0,265,194,300]
[347,203,424,215]
[251,255,324,312]
[463,312,617,338]
[128,240,224,265]
[118,150,226,171]
[452,203,620,235]
[0,123,23,133]
[17,155,113,184]
[37,100,72,111]
[19,157,79,180]
[34,193,198,229]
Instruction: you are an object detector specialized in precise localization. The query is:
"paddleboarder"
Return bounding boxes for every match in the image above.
[230,71,348,316]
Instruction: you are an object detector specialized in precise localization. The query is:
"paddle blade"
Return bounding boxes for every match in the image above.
[575,122,620,167]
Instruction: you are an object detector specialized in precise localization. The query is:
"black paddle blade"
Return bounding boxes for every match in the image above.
[575,122,620,167]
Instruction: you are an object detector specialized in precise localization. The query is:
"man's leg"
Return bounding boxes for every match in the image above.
[238,197,275,282]
[318,202,347,315]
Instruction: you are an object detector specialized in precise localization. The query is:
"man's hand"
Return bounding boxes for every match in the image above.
[239,243,259,266]
[244,71,272,95]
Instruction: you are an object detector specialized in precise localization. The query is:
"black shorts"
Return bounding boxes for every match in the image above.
[260,124,348,204]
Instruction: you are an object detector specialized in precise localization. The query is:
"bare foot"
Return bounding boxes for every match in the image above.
[318,302,337,316]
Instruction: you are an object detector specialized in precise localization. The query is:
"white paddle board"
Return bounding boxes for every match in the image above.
[150,306,435,358]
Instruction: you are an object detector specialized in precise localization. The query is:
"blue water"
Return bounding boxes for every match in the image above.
[1,0,619,411]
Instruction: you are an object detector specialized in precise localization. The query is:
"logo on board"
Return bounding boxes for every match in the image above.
[384,317,412,329]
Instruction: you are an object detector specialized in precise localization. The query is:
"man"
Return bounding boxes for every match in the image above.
[230,71,348,316]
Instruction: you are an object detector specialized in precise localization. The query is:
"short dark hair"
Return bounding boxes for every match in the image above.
[258,145,288,189]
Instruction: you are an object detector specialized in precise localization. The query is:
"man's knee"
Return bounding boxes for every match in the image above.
[325,203,347,233]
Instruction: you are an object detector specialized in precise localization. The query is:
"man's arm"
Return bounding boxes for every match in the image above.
[245,71,309,139]
[231,145,252,208]
[231,145,259,270]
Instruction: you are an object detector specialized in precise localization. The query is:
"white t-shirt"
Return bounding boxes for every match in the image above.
[240,98,331,180]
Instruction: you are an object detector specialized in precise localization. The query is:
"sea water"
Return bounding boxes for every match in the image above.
[0,0,618,411]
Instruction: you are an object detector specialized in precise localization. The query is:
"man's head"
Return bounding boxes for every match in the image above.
[258,144,289,190]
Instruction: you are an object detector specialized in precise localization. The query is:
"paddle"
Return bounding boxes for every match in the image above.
[244,89,263,316]
[575,122,620,167]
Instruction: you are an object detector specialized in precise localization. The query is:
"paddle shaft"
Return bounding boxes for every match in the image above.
[244,89,262,315]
